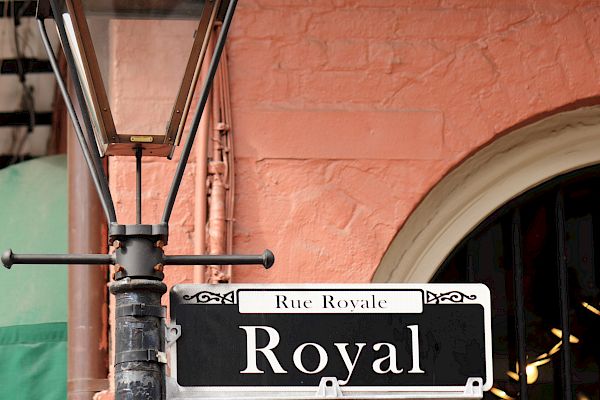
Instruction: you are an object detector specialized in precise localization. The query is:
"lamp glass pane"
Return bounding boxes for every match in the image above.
[80,0,208,139]
[62,13,107,154]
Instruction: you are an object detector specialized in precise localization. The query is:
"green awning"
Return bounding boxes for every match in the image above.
[0,155,68,398]
[0,322,67,399]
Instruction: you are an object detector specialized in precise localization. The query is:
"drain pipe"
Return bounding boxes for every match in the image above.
[67,112,109,398]
[206,26,234,283]
[193,34,214,284]
[206,76,228,283]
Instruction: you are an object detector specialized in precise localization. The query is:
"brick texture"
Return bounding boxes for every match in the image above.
[106,0,600,282]
[105,0,600,392]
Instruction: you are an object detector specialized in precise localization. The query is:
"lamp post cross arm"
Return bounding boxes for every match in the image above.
[1,249,114,268]
[2,248,274,271]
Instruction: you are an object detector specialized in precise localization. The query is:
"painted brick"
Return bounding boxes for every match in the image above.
[231,156,450,283]
[394,9,489,38]
[230,7,311,39]
[486,6,534,33]
[326,39,368,70]
[308,9,398,39]
[279,39,328,70]
[297,70,406,105]
[551,12,598,90]
[102,1,600,287]
[254,0,334,8]
[334,0,440,7]
[228,39,282,71]
[234,109,443,160]
[367,41,395,73]
[103,3,600,395]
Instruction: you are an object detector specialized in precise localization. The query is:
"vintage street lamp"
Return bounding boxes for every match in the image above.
[1,1,274,399]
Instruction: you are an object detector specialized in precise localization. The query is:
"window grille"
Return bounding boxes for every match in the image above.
[433,165,600,400]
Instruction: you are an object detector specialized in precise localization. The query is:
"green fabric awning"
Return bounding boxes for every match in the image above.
[0,156,68,398]
[0,323,67,399]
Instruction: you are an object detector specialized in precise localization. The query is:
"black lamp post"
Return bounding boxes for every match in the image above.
[1,1,274,398]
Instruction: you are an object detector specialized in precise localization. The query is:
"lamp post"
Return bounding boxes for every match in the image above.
[1,1,274,398]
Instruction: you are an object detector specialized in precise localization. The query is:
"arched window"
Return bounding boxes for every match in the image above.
[433,165,600,399]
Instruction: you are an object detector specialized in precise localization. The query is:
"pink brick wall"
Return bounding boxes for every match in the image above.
[97,1,600,397]
[108,0,600,288]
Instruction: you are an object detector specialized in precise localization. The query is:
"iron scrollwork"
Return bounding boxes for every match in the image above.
[183,290,235,304]
[426,290,477,304]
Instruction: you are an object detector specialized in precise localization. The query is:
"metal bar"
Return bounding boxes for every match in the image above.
[0,1,36,17]
[0,111,52,126]
[164,249,274,269]
[1,58,53,74]
[466,254,475,283]
[511,209,528,400]
[37,18,117,223]
[555,189,573,400]
[1,249,114,269]
[13,1,36,134]
[48,49,68,155]
[161,0,238,223]
[136,147,142,224]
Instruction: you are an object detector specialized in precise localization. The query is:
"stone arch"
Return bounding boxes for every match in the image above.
[373,106,600,283]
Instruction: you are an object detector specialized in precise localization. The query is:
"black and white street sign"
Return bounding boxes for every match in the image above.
[167,284,492,399]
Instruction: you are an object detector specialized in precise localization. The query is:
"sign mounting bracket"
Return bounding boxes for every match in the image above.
[316,378,344,398]
[309,378,483,399]
[166,323,182,346]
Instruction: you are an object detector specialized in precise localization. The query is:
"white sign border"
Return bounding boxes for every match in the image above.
[167,283,492,399]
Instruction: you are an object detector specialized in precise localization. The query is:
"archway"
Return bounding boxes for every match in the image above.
[373,106,600,284]
[428,163,600,399]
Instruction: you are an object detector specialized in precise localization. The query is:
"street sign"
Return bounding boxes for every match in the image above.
[167,284,492,399]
